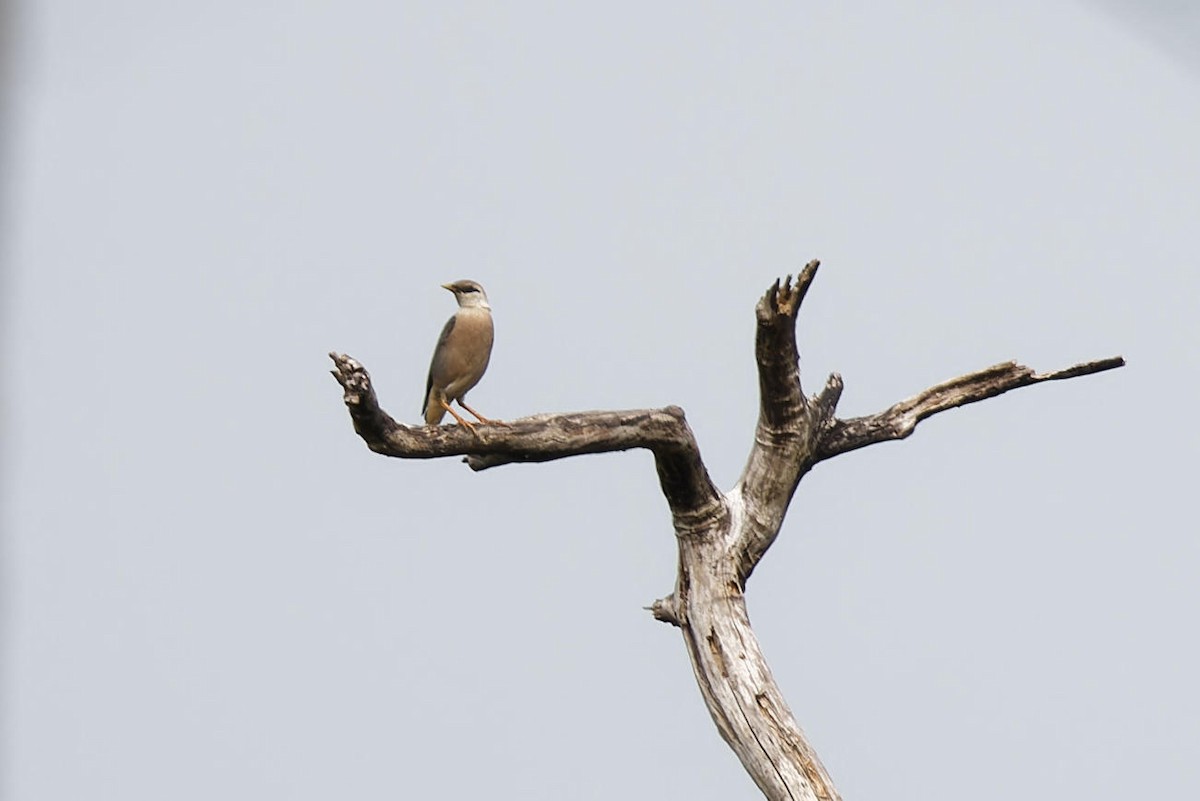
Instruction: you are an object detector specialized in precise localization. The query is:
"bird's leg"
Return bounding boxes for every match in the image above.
[458,400,504,426]
[440,399,480,435]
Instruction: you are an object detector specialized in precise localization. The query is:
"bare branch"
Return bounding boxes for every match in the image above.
[817,356,1126,460]
[329,352,724,523]
[734,267,841,585]
[753,259,820,430]
[329,351,402,455]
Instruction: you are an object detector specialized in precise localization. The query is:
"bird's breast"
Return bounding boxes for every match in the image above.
[438,308,494,398]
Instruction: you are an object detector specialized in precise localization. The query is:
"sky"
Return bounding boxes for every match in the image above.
[3,2,1198,799]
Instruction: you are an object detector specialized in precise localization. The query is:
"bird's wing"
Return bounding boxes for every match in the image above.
[422,315,457,413]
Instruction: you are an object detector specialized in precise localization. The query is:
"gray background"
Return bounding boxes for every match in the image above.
[4,2,1197,799]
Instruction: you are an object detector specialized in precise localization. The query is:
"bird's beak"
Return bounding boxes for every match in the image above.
[441,283,455,293]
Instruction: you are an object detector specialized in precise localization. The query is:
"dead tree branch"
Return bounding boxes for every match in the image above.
[817,356,1125,460]
[330,353,723,523]
[330,263,1123,801]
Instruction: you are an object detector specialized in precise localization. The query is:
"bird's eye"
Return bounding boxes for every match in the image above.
[462,287,478,293]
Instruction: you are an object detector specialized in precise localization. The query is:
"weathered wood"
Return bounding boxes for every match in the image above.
[330,354,723,522]
[817,357,1124,461]
[734,262,844,586]
[665,520,841,801]
[330,266,1123,800]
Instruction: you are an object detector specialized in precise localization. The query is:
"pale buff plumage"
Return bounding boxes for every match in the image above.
[422,280,496,431]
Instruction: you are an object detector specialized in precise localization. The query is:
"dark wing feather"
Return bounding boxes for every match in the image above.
[422,315,457,412]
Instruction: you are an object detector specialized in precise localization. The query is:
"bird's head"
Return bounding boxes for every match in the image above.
[442,280,491,310]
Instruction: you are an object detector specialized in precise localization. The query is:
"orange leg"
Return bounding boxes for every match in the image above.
[458,400,503,425]
[440,399,479,435]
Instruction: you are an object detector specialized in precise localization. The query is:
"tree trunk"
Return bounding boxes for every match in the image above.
[330,261,1122,800]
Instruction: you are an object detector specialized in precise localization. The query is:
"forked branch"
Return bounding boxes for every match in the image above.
[330,265,1123,801]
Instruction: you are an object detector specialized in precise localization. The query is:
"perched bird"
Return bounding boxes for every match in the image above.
[422,280,496,432]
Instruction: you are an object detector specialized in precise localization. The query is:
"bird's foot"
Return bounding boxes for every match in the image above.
[441,402,481,435]
[458,401,505,426]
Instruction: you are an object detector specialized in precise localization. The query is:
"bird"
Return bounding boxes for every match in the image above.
[422,280,497,432]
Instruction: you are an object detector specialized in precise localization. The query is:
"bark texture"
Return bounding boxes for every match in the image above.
[330,261,1123,800]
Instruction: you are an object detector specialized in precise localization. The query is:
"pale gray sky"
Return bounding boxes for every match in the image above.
[4,2,1198,799]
